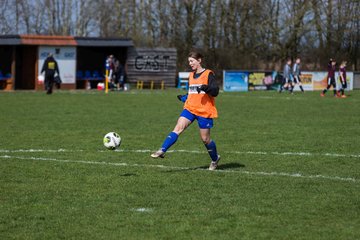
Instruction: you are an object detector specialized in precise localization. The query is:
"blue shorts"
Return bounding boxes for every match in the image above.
[180,109,213,129]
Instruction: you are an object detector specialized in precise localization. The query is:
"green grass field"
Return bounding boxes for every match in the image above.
[0,89,359,239]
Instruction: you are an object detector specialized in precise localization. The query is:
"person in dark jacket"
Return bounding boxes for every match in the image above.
[41,53,60,94]
[113,58,125,90]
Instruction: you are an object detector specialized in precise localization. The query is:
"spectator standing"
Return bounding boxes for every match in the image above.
[106,55,114,82]
[113,58,125,90]
[105,55,116,90]
[41,53,60,94]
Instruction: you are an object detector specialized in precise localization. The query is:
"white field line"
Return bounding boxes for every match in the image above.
[131,208,154,213]
[0,149,83,153]
[0,148,360,158]
[220,94,360,102]
[0,155,358,183]
[221,95,304,101]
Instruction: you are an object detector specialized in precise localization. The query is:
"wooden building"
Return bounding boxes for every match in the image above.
[0,35,133,90]
[126,47,177,88]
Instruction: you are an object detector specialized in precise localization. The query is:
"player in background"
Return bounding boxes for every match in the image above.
[293,57,304,92]
[151,51,221,170]
[338,61,347,98]
[321,59,337,97]
[279,58,294,94]
[106,55,115,82]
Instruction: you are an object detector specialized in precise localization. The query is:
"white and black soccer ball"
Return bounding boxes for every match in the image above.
[103,132,121,150]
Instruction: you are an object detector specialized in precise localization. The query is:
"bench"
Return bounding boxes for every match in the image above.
[76,70,105,89]
[0,72,12,90]
[136,80,165,90]
[177,72,190,89]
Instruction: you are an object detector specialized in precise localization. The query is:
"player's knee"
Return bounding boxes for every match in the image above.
[173,124,185,135]
[201,135,211,145]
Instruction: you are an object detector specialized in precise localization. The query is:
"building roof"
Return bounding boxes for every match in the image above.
[0,35,22,45]
[20,35,77,46]
[0,35,133,47]
[74,37,133,47]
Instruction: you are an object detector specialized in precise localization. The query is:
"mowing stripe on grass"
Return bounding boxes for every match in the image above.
[0,155,358,183]
[1,148,359,158]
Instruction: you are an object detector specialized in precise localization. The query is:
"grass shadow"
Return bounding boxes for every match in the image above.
[195,162,245,170]
[119,173,138,177]
[217,162,246,170]
[164,162,245,173]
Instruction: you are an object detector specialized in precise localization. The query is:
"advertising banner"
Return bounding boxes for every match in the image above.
[38,46,77,84]
[249,72,267,90]
[223,71,248,92]
[223,70,353,92]
[301,71,353,91]
[292,72,313,91]
[304,72,325,91]
[248,71,280,91]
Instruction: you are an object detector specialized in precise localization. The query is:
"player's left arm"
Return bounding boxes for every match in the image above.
[340,71,345,82]
[55,61,60,75]
[197,73,219,97]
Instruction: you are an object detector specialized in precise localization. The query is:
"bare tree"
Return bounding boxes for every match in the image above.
[0,0,358,70]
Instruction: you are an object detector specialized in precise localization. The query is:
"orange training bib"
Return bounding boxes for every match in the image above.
[184,69,218,118]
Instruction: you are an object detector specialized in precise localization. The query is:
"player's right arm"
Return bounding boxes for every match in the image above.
[177,94,188,103]
[41,59,48,74]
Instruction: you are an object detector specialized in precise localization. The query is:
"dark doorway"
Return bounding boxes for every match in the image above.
[0,46,13,90]
[15,46,38,90]
[0,46,12,75]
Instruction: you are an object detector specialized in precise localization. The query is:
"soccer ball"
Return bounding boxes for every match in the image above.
[103,132,121,150]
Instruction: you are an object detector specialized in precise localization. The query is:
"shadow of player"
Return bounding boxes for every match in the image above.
[196,162,245,170]
[216,162,245,170]
[164,162,245,173]
[119,173,138,177]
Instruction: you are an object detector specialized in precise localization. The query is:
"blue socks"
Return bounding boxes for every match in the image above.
[205,140,218,161]
[161,132,179,152]
[160,132,218,161]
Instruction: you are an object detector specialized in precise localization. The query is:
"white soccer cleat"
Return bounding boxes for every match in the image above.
[209,155,221,171]
[151,149,165,158]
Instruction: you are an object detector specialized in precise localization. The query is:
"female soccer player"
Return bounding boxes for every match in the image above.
[279,58,294,94]
[338,61,347,98]
[293,57,304,92]
[321,59,337,97]
[151,52,220,170]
